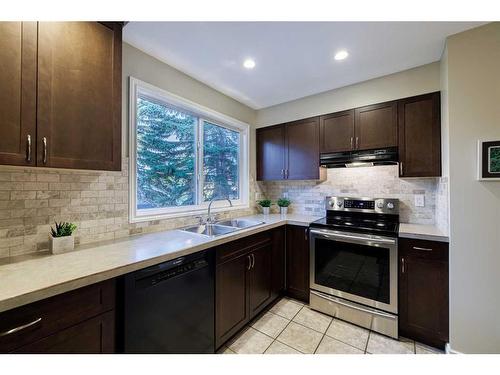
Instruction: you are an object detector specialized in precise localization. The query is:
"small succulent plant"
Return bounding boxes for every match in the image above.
[277,198,291,207]
[50,222,77,238]
[257,199,272,208]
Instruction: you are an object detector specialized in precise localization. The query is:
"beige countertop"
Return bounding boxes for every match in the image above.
[398,223,449,243]
[0,214,320,313]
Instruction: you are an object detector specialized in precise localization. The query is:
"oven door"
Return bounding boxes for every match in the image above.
[309,228,398,314]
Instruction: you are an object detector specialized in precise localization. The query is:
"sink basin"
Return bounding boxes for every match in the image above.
[181,224,238,237]
[215,219,265,229]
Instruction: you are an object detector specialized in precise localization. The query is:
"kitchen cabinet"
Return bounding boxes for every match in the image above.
[271,226,286,298]
[398,92,441,177]
[354,101,398,150]
[0,280,116,353]
[0,21,122,171]
[0,22,37,167]
[215,228,283,348]
[319,110,355,153]
[256,117,325,181]
[399,238,449,349]
[286,225,310,303]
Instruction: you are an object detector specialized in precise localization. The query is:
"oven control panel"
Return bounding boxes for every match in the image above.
[326,196,399,215]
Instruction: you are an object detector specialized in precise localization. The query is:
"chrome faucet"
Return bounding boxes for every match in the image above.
[207,197,233,224]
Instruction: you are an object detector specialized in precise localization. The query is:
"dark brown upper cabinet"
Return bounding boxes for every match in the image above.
[354,101,398,150]
[398,92,441,177]
[319,110,355,153]
[0,22,37,167]
[256,117,325,181]
[0,22,122,171]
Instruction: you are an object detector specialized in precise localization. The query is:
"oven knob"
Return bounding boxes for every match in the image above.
[329,200,334,207]
[387,202,394,210]
[376,201,384,209]
[336,201,343,207]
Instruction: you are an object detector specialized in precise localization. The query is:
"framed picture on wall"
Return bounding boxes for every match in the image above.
[477,140,500,180]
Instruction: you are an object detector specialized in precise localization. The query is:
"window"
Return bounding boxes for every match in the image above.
[129,78,249,222]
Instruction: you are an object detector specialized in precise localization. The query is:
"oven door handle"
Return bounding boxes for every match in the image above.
[311,290,397,320]
[309,228,396,245]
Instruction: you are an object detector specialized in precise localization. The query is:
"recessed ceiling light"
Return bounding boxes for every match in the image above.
[243,58,256,69]
[334,50,349,61]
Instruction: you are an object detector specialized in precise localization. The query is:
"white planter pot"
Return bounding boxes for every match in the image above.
[261,206,270,215]
[279,207,288,215]
[49,235,75,254]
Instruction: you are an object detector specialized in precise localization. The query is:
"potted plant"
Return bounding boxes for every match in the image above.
[49,222,77,254]
[257,199,272,215]
[277,197,291,215]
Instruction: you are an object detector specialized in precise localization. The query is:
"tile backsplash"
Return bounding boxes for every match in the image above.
[0,158,256,259]
[258,165,444,226]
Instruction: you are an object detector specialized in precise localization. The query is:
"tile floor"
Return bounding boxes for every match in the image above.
[218,297,444,355]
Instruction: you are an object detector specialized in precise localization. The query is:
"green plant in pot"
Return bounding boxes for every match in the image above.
[49,222,77,254]
[257,199,272,215]
[277,197,291,215]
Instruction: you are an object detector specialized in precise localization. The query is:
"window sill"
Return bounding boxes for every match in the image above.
[129,203,251,224]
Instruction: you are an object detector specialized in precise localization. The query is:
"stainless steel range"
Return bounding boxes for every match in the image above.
[309,196,399,338]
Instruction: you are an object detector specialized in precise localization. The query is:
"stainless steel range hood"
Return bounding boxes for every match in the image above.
[320,147,398,168]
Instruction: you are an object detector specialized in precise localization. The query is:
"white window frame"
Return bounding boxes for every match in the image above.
[129,77,250,223]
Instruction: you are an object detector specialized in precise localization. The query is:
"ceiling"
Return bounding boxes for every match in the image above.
[124,22,483,109]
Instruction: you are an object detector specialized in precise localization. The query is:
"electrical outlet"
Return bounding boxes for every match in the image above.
[283,192,289,198]
[414,194,425,207]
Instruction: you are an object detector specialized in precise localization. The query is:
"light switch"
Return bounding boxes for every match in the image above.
[414,194,425,207]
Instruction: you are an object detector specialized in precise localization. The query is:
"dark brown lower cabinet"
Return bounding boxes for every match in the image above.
[0,280,116,353]
[286,225,310,303]
[399,238,449,349]
[215,228,284,349]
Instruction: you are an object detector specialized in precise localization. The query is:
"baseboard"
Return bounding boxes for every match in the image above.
[445,342,462,354]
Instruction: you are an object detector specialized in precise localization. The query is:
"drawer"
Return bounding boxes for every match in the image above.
[0,279,115,353]
[216,230,272,265]
[399,238,448,261]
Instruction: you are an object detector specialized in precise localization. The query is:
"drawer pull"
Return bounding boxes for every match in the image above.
[413,246,433,252]
[0,317,42,337]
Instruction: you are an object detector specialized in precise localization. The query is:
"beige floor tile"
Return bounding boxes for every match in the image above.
[286,297,305,306]
[315,336,364,354]
[293,306,333,333]
[277,321,323,354]
[228,327,274,354]
[252,311,289,338]
[366,333,415,354]
[265,340,301,354]
[217,346,236,354]
[416,342,444,354]
[269,298,303,319]
[325,319,369,350]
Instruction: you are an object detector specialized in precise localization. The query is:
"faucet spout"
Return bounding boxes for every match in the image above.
[207,196,232,223]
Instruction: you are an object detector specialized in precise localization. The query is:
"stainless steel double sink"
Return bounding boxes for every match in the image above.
[181,218,265,237]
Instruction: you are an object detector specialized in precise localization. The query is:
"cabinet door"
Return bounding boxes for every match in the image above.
[286,225,310,303]
[354,101,397,150]
[271,227,286,298]
[215,254,250,348]
[37,22,122,170]
[286,117,321,180]
[249,243,273,318]
[320,110,355,153]
[256,124,285,181]
[398,92,441,177]
[0,22,37,166]
[12,311,115,354]
[399,238,449,348]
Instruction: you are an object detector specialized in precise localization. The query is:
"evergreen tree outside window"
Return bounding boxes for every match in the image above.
[129,78,249,222]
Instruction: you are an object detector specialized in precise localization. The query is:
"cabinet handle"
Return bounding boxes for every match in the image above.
[305,228,308,241]
[401,257,405,274]
[0,317,42,337]
[247,255,252,270]
[412,246,433,252]
[399,162,403,176]
[251,254,255,269]
[281,169,285,178]
[26,134,32,162]
[350,137,353,150]
[285,169,288,179]
[42,137,47,164]
[355,137,359,149]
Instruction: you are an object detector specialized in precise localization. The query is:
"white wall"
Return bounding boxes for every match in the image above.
[256,62,441,127]
[445,22,500,353]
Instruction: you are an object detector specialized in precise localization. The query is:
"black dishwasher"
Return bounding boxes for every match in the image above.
[122,250,214,353]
